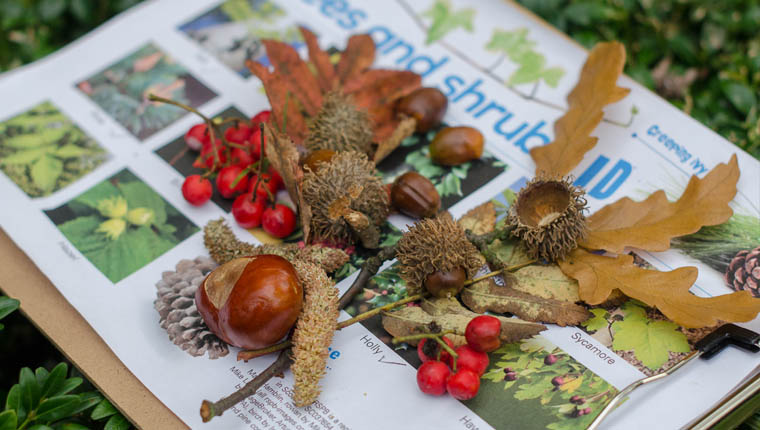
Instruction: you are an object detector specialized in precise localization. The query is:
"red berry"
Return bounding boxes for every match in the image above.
[216,165,249,199]
[194,139,227,169]
[544,354,558,365]
[570,395,585,405]
[454,344,489,376]
[248,173,279,200]
[249,128,266,160]
[232,193,266,228]
[465,315,502,353]
[185,123,209,151]
[417,337,454,363]
[416,361,450,396]
[230,147,254,168]
[224,123,252,144]
[267,168,283,191]
[446,369,480,400]
[181,175,212,206]
[251,110,271,126]
[262,204,296,238]
[551,376,564,387]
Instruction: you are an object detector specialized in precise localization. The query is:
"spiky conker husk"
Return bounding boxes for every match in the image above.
[508,176,587,262]
[396,213,483,295]
[305,92,373,155]
[302,151,389,247]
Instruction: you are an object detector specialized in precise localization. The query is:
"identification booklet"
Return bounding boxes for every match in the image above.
[0,0,758,429]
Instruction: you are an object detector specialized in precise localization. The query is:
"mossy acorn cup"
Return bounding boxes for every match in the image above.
[195,254,302,349]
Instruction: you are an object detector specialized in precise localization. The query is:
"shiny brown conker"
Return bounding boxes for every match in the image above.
[424,267,466,298]
[429,126,484,166]
[391,171,441,219]
[195,254,302,349]
[396,87,448,132]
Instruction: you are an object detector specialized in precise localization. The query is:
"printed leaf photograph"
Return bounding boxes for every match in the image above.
[0,101,108,197]
[76,44,216,140]
[179,0,303,77]
[45,169,199,283]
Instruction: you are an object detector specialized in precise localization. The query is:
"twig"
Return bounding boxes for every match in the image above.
[465,225,515,270]
[462,259,537,286]
[338,244,397,309]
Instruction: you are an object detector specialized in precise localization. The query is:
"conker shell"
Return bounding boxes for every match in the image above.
[429,126,484,166]
[396,87,448,132]
[424,267,466,298]
[391,172,440,218]
[195,255,302,349]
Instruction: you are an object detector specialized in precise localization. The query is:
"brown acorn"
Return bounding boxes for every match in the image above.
[508,176,588,262]
[396,214,482,297]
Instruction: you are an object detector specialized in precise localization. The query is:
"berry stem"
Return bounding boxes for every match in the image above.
[462,259,537,286]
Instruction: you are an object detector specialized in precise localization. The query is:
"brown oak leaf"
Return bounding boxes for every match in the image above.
[558,249,760,328]
[382,297,545,346]
[530,42,629,177]
[457,201,497,235]
[582,154,739,253]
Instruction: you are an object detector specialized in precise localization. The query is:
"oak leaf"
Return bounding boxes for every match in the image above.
[457,201,497,235]
[529,42,628,176]
[559,249,760,328]
[582,154,739,253]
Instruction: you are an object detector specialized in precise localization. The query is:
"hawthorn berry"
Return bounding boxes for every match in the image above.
[230,147,254,168]
[249,173,279,200]
[416,361,450,396]
[185,123,209,151]
[249,127,266,160]
[262,204,296,238]
[224,122,252,144]
[544,354,558,365]
[417,336,454,363]
[181,175,212,206]
[232,193,266,228]
[216,165,249,199]
[454,344,489,376]
[465,315,502,352]
[194,139,227,169]
[251,110,271,126]
[267,168,283,191]
[446,369,480,400]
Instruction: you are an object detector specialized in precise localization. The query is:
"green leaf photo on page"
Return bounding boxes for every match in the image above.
[45,169,199,283]
[0,101,108,198]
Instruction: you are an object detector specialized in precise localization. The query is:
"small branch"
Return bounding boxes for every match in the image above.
[463,259,537,286]
[338,244,397,309]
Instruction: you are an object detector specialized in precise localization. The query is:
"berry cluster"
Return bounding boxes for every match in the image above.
[415,315,501,401]
[179,110,296,238]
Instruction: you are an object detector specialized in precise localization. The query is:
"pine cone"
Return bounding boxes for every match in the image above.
[726,246,760,297]
[154,256,229,359]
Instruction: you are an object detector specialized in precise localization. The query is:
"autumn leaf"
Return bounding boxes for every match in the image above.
[422,0,475,44]
[529,42,628,176]
[300,27,337,93]
[582,154,739,253]
[610,301,690,370]
[559,249,760,328]
[582,308,610,332]
[457,201,497,235]
[510,265,581,303]
[382,296,545,346]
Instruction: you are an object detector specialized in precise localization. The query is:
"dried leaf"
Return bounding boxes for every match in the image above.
[559,249,760,328]
[336,34,375,85]
[247,61,308,144]
[530,42,628,176]
[261,39,323,116]
[300,27,337,93]
[264,125,311,241]
[461,275,590,326]
[457,201,497,235]
[373,116,416,163]
[510,264,580,303]
[582,154,739,253]
[382,296,545,346]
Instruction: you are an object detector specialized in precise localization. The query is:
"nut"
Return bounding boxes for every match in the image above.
[195,255,302,349]
[429,126,484,166]
[424,267,466,298]
[390,172,441,218]
[396,87,448,132]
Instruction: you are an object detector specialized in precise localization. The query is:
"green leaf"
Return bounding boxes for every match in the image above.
[422,0,475,44]
[68,392,102,415]
[486,28,535,58]
[582,308,609,332]
[91,399,118,420]
[104,414,130,430]
[70,0,91,21]
[36,368,49,387]
[54,378,83,396]
[0,296,19,320]
[54,423,91,430]
[118,181,167,225]
[0,147,50,165]
[54,144,90,158]
[0,410,17,430]
[611,304,690,369]
[514,378,551,400]
[19,367,41,413]
[41,363,68,398]
[35,395,81,422]
[31,155,63,193]
[28,425,55,430]
[38,0,66,20]
[541,67,565,88]
[5,384,26,423]
[722,82,757,115]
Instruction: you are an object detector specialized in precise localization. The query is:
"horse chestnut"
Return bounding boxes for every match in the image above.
[429,126,484,166]
[195,255,302,349]
[390,171,441,219]
[396,87,448,132]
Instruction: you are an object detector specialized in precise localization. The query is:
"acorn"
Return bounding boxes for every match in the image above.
[396,87,448,132]
[508,176,588,262]
[396,214,482,297]
[305,92,373,155]
[302,151,389,248]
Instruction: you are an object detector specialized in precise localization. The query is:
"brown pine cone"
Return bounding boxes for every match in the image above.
[725,246,759,297]
[154,256,229,359]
